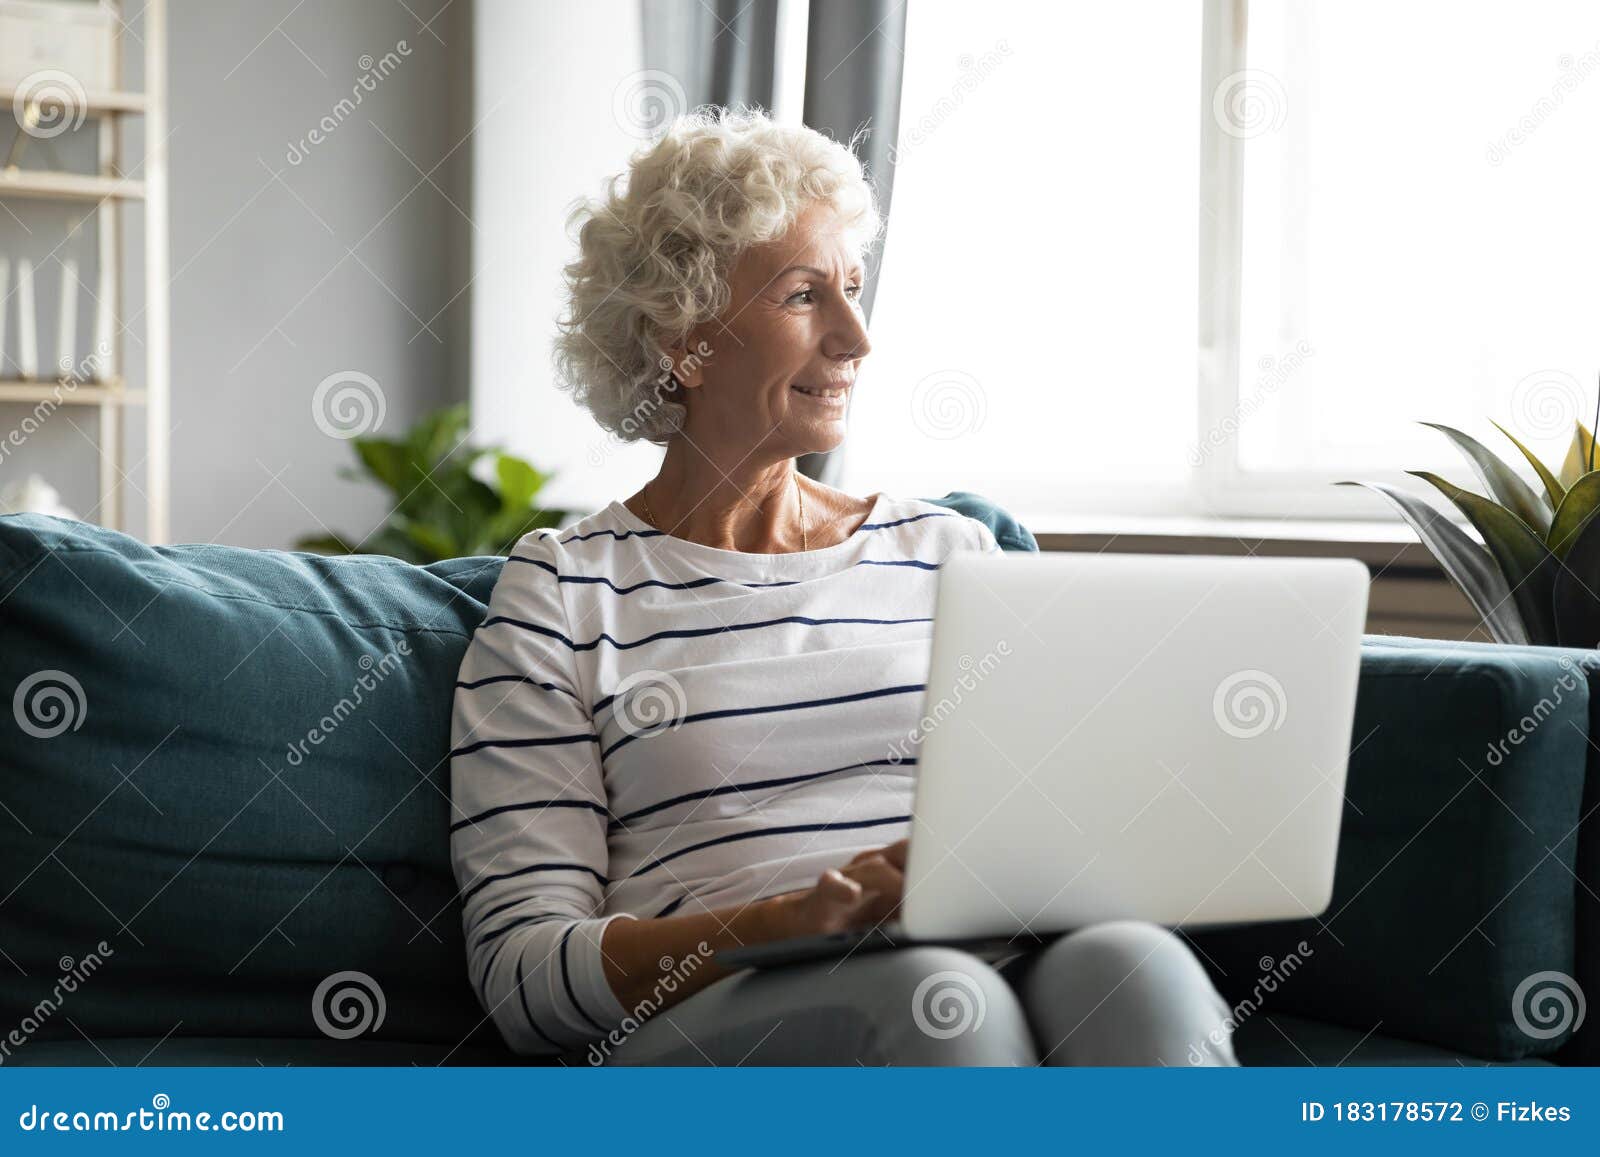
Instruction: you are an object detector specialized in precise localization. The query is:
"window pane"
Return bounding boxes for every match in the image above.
[842,2,1200,511]
[1239,0,1600,478]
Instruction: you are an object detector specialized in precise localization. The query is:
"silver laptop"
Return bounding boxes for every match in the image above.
[721,551,1370,968]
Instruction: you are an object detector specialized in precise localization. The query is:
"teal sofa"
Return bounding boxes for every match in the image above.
[0,497,1593,1066]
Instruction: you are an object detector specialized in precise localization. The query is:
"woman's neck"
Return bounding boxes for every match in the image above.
[633,451,806,554]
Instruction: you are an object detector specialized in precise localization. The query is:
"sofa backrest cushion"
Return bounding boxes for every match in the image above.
[0,494,1032,1048]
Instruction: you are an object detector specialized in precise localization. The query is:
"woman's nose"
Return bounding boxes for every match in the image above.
[825,297,873,361]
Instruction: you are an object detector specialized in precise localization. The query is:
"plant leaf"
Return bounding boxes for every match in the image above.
[1408,471,1557,643]
[1420,422,1550,533]
[1547,471,1600,559]
[1334,480,1528,644]
[1553,509,1600,648]
[494,453,547,512]
[351,438,411,495]
[1559,421,1597,490]
[1490,419,1565,514]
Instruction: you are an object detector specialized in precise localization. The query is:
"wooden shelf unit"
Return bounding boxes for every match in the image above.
[0,0,169,542]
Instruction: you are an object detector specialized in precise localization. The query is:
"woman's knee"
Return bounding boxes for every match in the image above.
[844,946,1037,1066]
[1019,920,1237,1066]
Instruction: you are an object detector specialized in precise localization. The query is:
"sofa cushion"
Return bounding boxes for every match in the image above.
[0,513,505,1050]
[1363,635,1600,1067]
[1188,639,1589,1061]
[0,495,1030,1058]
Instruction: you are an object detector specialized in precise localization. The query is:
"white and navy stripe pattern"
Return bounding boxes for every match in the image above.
[448,493,1001,1055]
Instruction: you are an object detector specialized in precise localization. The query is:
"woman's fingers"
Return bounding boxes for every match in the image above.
[815,867,863,904]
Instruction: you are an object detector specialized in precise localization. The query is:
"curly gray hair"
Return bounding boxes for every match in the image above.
[552,108,883,445]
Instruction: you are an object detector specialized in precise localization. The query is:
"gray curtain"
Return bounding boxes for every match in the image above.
[641,0,908,486]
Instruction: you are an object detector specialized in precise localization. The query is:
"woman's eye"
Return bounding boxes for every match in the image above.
[787,285,861,305]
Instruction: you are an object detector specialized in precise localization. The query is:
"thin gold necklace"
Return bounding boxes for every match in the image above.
[642,472,808,551]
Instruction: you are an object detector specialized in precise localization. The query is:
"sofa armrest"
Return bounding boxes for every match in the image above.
[1188,637,1590,1061]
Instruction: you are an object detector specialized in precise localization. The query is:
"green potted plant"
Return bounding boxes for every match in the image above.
[1342,416,1600,647]
[296,403,566,563]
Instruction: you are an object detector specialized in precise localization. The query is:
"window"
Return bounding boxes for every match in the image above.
[844,0,1600,524]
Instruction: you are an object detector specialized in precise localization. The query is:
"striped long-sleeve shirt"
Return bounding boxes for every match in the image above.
[448,492,1002,1055]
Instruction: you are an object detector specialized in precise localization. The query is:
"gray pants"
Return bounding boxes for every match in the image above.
[591,920,1240,1066]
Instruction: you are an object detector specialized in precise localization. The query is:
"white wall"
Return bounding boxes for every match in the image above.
[472,0,663,515]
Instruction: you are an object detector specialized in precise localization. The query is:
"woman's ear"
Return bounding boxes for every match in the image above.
[659,330,713,391]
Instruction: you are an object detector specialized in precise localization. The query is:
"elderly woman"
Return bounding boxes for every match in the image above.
[449,110,1238,1066]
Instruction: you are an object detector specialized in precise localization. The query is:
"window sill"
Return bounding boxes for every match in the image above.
[1021,513,1437,572]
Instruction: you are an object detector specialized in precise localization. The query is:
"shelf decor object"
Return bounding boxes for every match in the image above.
[0,0,169,542]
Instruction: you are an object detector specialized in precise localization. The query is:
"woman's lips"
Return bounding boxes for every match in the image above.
[791,383,850,402]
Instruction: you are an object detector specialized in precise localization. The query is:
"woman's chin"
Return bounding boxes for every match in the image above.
[793,419,849,457]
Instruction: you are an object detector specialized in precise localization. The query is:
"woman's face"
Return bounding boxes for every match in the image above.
[668,201,872,461]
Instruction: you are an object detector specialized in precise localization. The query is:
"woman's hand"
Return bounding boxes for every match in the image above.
[772,839,908,939]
